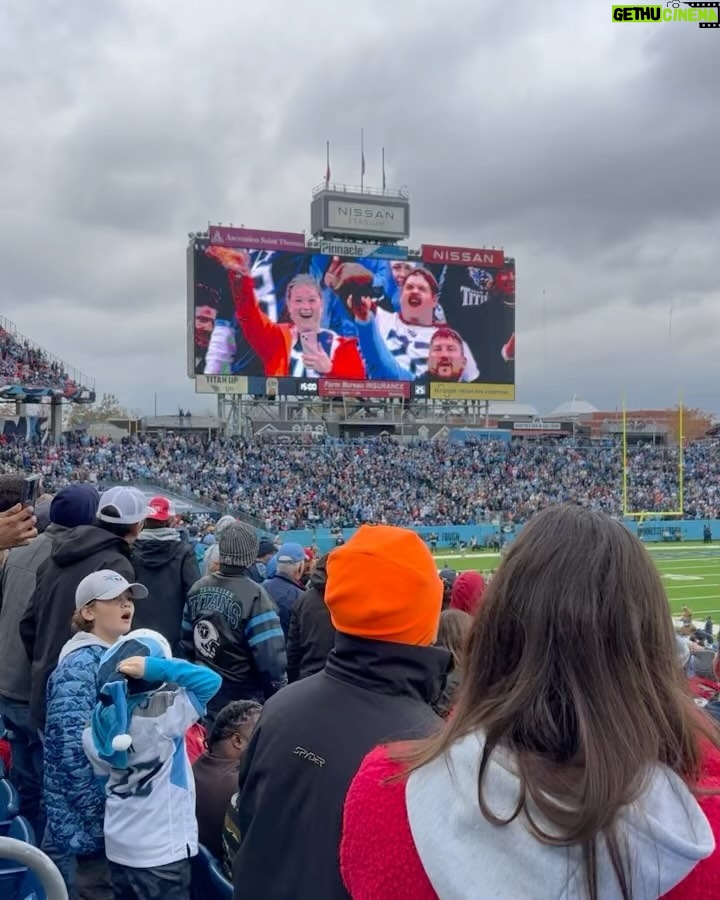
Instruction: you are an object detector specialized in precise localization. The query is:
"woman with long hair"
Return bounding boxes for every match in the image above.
[434,609,472,718]
[341,505,720,899]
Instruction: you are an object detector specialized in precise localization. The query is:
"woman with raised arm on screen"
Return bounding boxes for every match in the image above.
[341,505,720,900]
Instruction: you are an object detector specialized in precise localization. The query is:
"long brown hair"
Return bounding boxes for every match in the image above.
[437,608,472,670]
[394,504,720,899]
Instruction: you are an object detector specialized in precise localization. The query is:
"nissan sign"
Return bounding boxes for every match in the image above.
[311,189,410,241]
[328,201,407,237]
[421,244,505,268]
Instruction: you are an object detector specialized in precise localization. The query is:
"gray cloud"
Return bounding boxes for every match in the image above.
[0,0,718,416]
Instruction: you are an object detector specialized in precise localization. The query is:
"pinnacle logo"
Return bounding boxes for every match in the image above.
[210,230,223,244]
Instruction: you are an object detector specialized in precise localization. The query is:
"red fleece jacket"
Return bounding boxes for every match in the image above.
[341,744,720,899]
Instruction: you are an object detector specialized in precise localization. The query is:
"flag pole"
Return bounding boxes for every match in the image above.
[325,140,330,187]
[361,129,365,192]
[382,147,386,192]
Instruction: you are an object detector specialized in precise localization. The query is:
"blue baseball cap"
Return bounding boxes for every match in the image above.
[276,542,306,564]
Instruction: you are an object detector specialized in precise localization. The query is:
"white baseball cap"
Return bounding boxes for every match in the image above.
[97,487,156,525]
[75,570,149,611]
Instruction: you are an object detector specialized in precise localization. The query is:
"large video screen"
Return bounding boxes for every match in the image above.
[191,244,515,400]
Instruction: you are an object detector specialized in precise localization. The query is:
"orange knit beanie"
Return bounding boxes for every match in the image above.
[325,525,443,646]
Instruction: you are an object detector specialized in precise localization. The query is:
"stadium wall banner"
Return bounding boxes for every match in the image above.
[421,245,506,268]
[513,421,562,431]
[315,241,409,260]
[208,226,306,252]
[0,415,48,443]
[449,428,512,443]
[195,374,248,394]
[191,241,516,401]
[274,519,720,553]
[278,523,524,553]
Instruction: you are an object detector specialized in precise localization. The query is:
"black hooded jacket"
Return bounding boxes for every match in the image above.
[286,557,336,683]
[19,524,135,730]
[231,634,451,900]
[131,530,200,651]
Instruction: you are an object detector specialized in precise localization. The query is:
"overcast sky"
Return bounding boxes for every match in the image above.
[1,0,718,417]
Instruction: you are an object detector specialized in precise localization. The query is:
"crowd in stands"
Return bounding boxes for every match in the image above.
[0,326,79,394]
[1,491,719,899]
[0,433,718,531]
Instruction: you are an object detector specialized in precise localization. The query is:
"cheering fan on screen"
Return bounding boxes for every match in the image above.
[206,247,365,380]
[327,260,478,382]
[194,284,220,373]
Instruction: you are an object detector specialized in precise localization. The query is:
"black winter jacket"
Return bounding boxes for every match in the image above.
[231,634,451,900]
[286,558,335,683]
[180,566,287,706]
[19,525,135,730]
[131,529,200,651]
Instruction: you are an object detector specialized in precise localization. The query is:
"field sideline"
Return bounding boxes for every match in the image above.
[434,543,720,620]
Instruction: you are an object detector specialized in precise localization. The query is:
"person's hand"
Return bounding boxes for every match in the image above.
[205,246,251,276]
[302,346,333,374]
[117,656,147,679]
[346,294,376,323]
[325,260,374,295]
[324,256,343,289]
[0,504,37,550]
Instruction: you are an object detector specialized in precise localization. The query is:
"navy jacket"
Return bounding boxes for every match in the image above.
[262,574,303,638]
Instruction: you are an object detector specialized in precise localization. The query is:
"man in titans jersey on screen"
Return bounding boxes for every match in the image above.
[328,263,479,382]
[205,247,365,379]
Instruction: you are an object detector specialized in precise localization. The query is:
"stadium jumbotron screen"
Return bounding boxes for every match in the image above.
[191,242,515,400]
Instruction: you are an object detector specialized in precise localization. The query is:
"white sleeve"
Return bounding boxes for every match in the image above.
[461,342,480,382]
[375,308,393,341]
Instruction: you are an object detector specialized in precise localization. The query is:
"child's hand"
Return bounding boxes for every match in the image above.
[117,656,147,679]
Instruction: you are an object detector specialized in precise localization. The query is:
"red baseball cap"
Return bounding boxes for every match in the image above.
[146,496,174,523]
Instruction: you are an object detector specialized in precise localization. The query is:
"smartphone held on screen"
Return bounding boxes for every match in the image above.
[300,333,319,353]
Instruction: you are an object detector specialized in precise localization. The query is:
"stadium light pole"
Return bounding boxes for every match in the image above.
[678,392,684,516]
[621,394,628,518]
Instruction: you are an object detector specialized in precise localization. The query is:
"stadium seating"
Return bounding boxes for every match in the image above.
[191,844,233,899]
[0,781,42,899]
[1,433,718,531]
[0,320,93,402]
[0,733,52,899]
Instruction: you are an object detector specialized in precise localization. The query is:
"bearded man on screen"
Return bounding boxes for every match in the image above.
[329,262,479,382]
[205,247,365,380]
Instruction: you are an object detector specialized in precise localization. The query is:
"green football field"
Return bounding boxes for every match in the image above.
[435,543,720,621]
